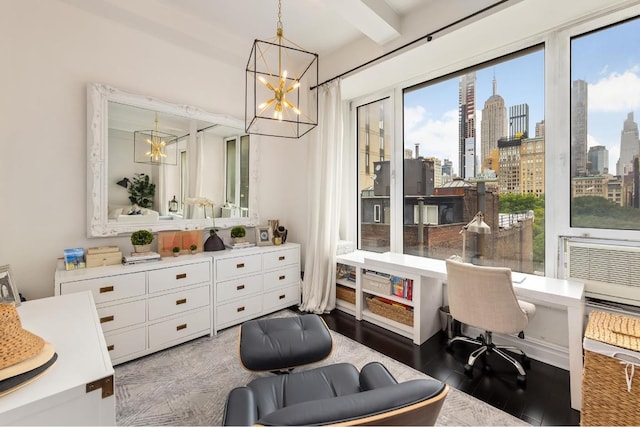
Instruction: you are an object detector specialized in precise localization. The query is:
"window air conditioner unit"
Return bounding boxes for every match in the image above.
[563,238,640,307]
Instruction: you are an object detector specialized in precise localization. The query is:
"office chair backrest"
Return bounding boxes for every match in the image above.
[445,259,529,334]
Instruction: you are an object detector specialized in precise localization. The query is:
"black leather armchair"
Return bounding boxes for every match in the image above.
[223,361,448,426]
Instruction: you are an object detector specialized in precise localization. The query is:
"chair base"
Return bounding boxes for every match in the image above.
[447,331,529,386]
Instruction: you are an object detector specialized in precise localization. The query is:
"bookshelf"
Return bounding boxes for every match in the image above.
[335,251,443,345]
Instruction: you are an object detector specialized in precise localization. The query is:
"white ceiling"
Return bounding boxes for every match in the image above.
[60,0,490,67]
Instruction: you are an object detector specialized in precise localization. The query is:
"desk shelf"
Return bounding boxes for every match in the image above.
[335,252,443,345]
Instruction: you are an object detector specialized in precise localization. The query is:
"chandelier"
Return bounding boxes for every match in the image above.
[134,113,177,165]
[245,0,318,139]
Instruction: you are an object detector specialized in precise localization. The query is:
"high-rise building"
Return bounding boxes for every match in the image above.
[535,119,545,138]
[520,137,545,197]
[588,145,609,175]
[458,72,476,179]
[509,103,529,138]
[427,157,443,189]
[616,112,639,176]
[498,137,522,194]
[442,158,453,183]
[480,78,507,171]
[358,100,389,193]
[571,79,588,178]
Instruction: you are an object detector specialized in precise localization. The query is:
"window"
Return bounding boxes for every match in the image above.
[570,16,640,230]
[225,135,250,215]
[358,97,392,252]
[402,48,545,273]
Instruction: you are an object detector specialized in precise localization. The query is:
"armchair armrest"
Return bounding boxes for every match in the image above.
[223,387,257,426]
[359,361,398,390]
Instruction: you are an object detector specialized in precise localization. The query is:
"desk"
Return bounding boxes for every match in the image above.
[0,292,115,425]
[336,251,585,411]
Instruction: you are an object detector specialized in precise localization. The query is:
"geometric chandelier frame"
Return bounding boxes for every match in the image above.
[245,0,318,139]
[133,113,177,165]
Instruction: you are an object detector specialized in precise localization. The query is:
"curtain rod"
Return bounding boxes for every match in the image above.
[311,0,511,90]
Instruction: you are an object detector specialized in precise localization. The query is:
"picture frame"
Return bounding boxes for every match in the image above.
[0,265,21,306]
[255,226,273,246]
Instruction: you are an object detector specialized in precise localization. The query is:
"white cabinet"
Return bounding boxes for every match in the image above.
[0,292,115,426]
[54,254,212,366]
[211,243,301,332]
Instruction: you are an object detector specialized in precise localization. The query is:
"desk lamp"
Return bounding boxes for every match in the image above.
[460,211,491,261]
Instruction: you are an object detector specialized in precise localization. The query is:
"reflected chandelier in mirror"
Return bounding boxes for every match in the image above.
[87,83,259,237]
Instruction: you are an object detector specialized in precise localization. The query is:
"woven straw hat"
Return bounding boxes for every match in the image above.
[0,303,45,370]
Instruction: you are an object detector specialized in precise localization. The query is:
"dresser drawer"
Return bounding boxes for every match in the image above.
[148,285,210,321]
[148,262,210,294]
[264,284,301,311]
[264,265,300,291]
[104,326,146,363]
[60,272,146,304]
[97,299,146,332]
[263,247,299,270]
[217,275,263,303]
[216,294,262,328]
[148,308,210,348]
[216,254,262,281]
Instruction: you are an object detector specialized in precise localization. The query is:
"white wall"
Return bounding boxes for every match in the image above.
[0,0,309,299]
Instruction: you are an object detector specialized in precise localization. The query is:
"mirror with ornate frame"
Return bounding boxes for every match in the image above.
[87,83,259,237]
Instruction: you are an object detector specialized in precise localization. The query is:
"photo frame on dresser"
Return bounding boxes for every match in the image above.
[0,265,20,306]
[255,226,273,246]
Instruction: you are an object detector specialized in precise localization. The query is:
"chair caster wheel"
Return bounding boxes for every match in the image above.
[521,354,531,369]
[516,375,527,388]
[464,364,474,377]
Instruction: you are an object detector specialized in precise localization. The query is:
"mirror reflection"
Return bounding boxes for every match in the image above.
[107,101,249,222]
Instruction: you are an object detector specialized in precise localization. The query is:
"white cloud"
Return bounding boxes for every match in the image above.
[404,108,460,172]
[589,69,640,112]
[587,134,600,148]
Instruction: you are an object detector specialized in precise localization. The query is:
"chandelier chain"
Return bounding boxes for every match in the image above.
[277,0,283,32]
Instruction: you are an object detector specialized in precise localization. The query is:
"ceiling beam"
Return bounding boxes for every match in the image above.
[325,0,401,45]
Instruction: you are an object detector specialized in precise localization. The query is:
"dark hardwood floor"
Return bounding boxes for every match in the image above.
[320,309,581,426]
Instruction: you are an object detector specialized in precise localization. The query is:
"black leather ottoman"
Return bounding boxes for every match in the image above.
[239,314,333,371]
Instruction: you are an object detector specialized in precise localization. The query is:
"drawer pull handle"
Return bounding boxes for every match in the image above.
[176,273,187,280]
[237,306,245,312]
[100,315,114,323]
[236,263,245,269]
[279,275,285,280]
[279,294,286,300]
[176,298,187,305]
[99,286,114,293]
[237,284,245,290]
[177,324,187,331]
[279,256,285,261]
[107,344,114,351]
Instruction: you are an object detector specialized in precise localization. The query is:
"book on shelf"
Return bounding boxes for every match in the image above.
[224,242,256,250]
[123,252,161,263]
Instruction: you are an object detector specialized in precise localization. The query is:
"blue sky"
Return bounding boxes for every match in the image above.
[404,17,640,176]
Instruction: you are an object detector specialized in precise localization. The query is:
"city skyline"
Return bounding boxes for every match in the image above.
[405,17,640,177]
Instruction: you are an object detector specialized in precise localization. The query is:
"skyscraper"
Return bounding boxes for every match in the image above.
[616,112,639,176]
[458,72,476,179]
[480,78,507,171]
[588,145,609,175]
[571,79,588,178]
[509,103,529,138]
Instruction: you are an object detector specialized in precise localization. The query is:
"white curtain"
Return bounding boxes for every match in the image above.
[186,122,205,218]
[299,79,344,314]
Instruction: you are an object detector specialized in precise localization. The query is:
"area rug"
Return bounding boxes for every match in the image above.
[115,311,528,426]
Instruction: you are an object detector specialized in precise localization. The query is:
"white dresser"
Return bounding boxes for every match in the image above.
[0,292,115,426]
[211,243,301,333]
[54,254,212,366]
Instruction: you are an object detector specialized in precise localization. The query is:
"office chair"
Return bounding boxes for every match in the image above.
[445,258,536,386]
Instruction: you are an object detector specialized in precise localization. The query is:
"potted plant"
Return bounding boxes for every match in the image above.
[131,229,154,253]
[172,246,181,257]
[127,173,156,208]
[189,244,198,254]
[230,226,247,244]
